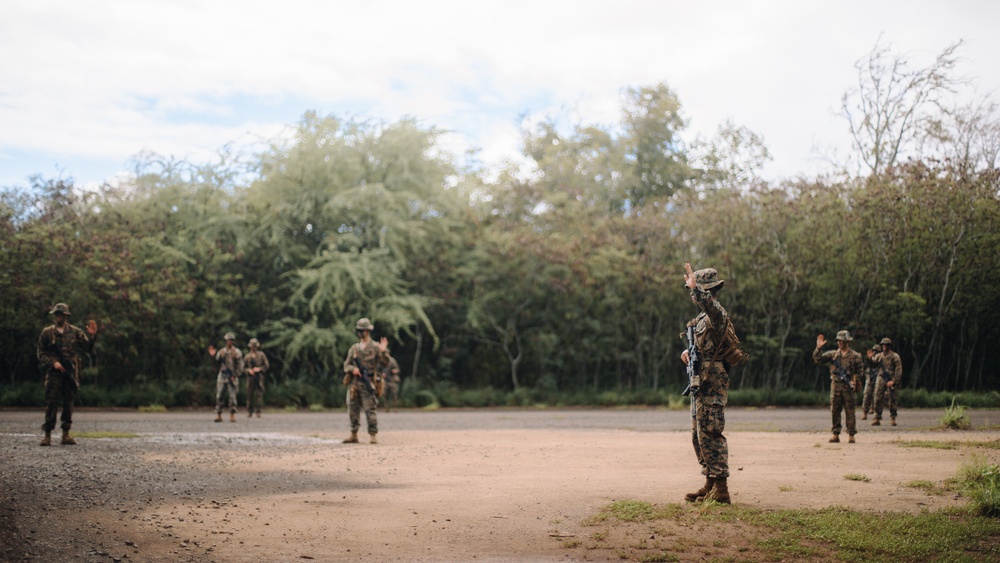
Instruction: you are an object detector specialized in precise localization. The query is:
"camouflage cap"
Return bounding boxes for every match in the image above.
[49,303,71,315]
[248,338,260,347]
[355,318,375,331]
[224,332,236,341]
[880,337,893,346]
[690,268,725,290]
[835,330,853,341]
[872,343,881,351]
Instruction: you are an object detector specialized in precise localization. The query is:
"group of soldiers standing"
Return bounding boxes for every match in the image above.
[35,302,402,445]
[813,331,904,443]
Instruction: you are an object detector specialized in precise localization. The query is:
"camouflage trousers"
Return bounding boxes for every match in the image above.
[830,380,856,436]
[861,376,876,414]
[215,376,238,414]
[690,364,729,479]
[874,377,898,419]
[385,379,400,408]
[348,383,378,435]
[42,370,77,432]
[246,377,264,414]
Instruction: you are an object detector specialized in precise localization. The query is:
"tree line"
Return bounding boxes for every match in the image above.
[1,41,998,406]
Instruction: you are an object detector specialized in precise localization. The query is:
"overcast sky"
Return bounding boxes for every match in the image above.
[2,0,998,189]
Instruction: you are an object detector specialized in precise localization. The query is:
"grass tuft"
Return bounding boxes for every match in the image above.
[844,473,871,482]
[73,431,138,439]
[958,455,1000,517]
[137,404,167,413]
[940,397,973,430]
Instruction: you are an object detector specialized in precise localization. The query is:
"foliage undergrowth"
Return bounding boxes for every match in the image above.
[959,455,1000,517]
[941,397,973,429]
[1,381,999,410]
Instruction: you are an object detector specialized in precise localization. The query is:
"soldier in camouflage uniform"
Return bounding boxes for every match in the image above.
[869,337,903,426]
[813,330,864,443]
[342,318,389,444]
[861,343,881,420]
[244,338,269,418]
[36,303,98,446]
[382,355,401,411]
[680,264,734,504]
[208,332,243,423]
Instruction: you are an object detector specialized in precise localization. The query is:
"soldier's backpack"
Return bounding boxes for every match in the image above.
[707,316,749,367]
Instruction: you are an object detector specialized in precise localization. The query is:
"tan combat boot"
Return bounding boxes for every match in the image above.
[872,418,881,426]
[61,430,76,445]
[685,477,714,503]
[40,431,51,447]
[891,416,897,426]
[344,432,359,443]
[214,412,223,423]
[701,478,731,504]
[256,411,261,418]
[861,412,868,420]
[829,434,840,443]
[230,412,236,423]
[369,434,378,445]
[848,435,856,444]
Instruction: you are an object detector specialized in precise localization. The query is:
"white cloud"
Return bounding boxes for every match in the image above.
[1,0,999,187]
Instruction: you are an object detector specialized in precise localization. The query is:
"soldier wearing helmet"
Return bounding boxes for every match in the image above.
[867,337,903,426]
[36,303,99,446]
[861,343,881,420]
[814,330,864,443]
[680,263,737,504]
[342,318,390,444]
[208,331,243,423]
[243,338,270,418]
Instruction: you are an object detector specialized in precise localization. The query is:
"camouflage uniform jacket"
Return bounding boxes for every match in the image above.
[872,350,903,385]
[686,285,732,370]
[813,347,864,384]
[37,323,95,384]
[215,346,243,380]
[382,356,400,381]
[343,341,389,388]
[243,350,269,389]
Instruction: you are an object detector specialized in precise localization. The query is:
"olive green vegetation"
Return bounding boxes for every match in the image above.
[3,41,1000,408]
[72,431,138,439]
[571,458,1000,561]
[941,397,974,430]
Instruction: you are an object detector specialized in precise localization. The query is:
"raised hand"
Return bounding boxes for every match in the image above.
[816,334,827,348]
[86,319,99,336]
[208,345,217,357]
[683,262,697,290]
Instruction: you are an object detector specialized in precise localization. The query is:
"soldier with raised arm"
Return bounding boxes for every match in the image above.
[813,330,864,443]
[36,303,98,446]
[680,264,736,505]
[869,337,903,426]
[343,318,390,444]
[208,332,243,423]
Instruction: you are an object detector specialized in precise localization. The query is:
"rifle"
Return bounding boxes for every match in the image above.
[681,325,700,397]
[351,357,379,398]
[833,357,852,388]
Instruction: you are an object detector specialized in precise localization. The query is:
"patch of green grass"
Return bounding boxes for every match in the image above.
[561,540,580,548]
[308,403,325,412]
[940,397,973,430]
[778,485,794,492]
[74,431,138,439]
[282,405,298,412]
[958,455,1000,517]
[137,404,167,412]
[844,474,871,482]
[573,501,1000,562]
[904,480,950,495]
[896,439,1000,450]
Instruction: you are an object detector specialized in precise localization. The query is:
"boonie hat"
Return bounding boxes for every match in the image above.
[355,318,375,331]
[49,303,71,315]
[835,330,853,341]
[690,268,724,290]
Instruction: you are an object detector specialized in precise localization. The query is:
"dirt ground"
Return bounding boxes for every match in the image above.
[1,407,998,562]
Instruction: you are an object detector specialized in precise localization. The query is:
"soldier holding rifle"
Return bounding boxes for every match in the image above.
[209,332,243,423]
[680,264,735,504]
[342,318,389,444]
[813,330,863,443]
[37,302,98,446]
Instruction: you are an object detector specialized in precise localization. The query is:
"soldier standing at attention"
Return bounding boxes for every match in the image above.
[813,330,864,443]
[861,343,881,420]
[37,303,98,446]
[208,332,243,423]
[870,337,903,426]
[244,337,269,418]
[343,318,389,444]
[680,264,734,504]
